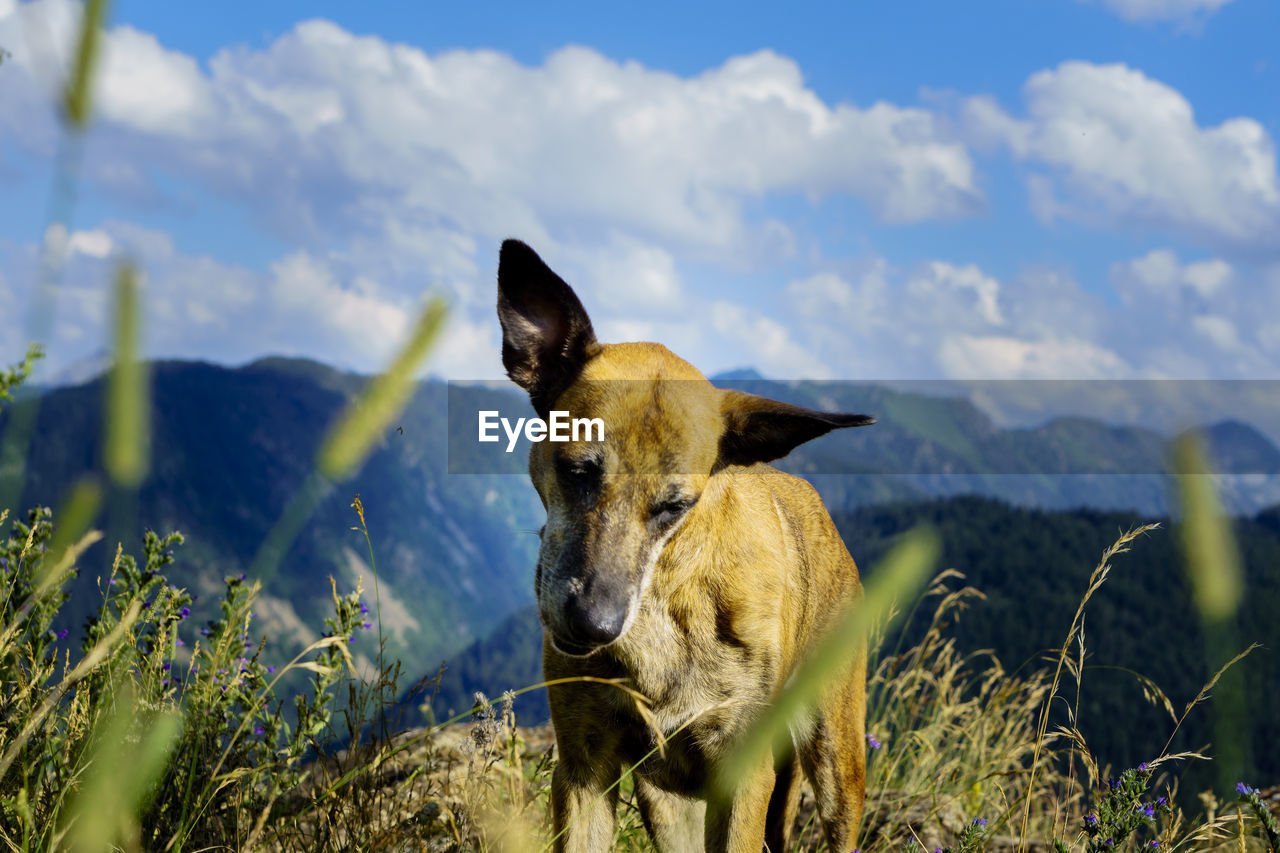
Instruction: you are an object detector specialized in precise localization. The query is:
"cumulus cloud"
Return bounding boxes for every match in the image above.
[0,1,983,260]
[5,1,1279,388]
[908,262,1005,327]
[776,249,1279,380]
[0,220,500,379]
[561,235,685,315]
[786,258,1032,378]
[937,334,1128,379]
[1112,248,1233,302]
[1085,0,1233,23]
[66,228,113,258]
[710,300,832,379]
[1107,248,1280,374]
[963,62,1280,255]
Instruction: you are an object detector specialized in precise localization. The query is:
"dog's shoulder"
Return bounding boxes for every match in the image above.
[717,462,823,508]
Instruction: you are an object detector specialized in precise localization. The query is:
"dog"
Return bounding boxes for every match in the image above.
[496,239,874,852]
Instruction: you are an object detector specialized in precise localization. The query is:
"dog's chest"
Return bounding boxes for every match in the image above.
[606,601,782,795]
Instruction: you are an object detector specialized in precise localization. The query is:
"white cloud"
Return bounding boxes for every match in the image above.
[563,235,685,315]
[964,62,1280,253]
[710,300,831,378]
[1112,249,1233,302]
[777,250,1271,380]
[802,261,1120,378]
[2,1,981,259]
[908,261,1004,327]
[938,334,1128,379]
[67,228,113,258]
[0,219,482,377]
[1191,314,1240,350]
[96,25,213,137]
[6,1,1280,388]
[268,251,411,365]
[784,258,1019,378]
[788,271,856,315]
[1087,0,1233,23]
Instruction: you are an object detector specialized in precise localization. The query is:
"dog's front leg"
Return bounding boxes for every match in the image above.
[636,775,705,853]
[550,757,620,852]
[703,759,776,853]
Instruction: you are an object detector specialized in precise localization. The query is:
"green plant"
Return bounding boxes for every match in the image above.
[1235,784,1280,853]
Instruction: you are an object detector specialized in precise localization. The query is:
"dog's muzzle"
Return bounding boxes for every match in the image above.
[545,574,631,656]
[563,591,626,648]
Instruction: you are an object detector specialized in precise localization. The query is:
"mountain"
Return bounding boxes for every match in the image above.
[714,376,1280,515]
[6,356,1280,699]
[410,496,1280,799]
[709,368,767,381]
[5,357,543,681]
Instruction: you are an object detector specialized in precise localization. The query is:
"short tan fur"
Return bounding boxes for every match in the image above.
[496,240,874,853]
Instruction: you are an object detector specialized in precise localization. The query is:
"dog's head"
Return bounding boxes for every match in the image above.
[497,240,873,656]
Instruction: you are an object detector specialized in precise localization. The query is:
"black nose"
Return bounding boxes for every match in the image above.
[564,593,626,647]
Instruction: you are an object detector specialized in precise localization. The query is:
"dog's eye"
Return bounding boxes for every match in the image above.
[650,496,696,527]
[556,455,602,498]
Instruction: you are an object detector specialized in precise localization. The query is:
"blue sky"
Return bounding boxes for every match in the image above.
[2,0,1279,384]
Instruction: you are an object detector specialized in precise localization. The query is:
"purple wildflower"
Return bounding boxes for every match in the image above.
[1237,782,1255,795]
[179,606,190,619]
[866,734,882,749]
[1142,804,1155,817]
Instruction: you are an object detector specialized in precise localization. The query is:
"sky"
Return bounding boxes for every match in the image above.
[2,0,1280,385]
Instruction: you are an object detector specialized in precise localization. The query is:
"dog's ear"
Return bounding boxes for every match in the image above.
[716,390,874,470]
[497,240,599,415]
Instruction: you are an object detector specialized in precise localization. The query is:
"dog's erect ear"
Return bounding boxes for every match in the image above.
[716,390,874,470]
[497,240,599,415]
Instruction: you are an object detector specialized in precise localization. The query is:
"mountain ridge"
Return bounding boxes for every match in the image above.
[6,356,1280,695]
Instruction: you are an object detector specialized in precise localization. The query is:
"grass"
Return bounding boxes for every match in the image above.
[2,5,1277,849]
[2,463,1276,850]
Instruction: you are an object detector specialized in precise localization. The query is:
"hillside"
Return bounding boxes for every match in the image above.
[7,357,543,680]
[714,376,1280,516]
[7,357,1280,700]
[410,496,1280,800]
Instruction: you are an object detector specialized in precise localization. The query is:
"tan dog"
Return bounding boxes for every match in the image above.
[496,240,874,852]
